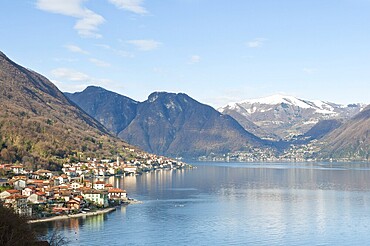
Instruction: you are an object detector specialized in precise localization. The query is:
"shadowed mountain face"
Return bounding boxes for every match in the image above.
[0,51,131,168]
[303,119,343,141]
[291,119,344,144]
[65,86,138,135]
[319,105,370,160]
[119,92,264,157]
[67,88,266,158]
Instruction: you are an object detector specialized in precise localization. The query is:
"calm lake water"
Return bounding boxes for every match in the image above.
[34,162,370,245]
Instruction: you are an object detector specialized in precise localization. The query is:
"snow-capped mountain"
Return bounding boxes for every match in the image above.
[219,94,366,141]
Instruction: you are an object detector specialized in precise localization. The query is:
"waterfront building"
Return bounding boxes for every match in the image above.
[82,189,109,207]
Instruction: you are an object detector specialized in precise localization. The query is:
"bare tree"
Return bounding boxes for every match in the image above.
[0,203,37,246]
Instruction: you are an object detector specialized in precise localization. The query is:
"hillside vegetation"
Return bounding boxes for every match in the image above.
[0,52,136,169]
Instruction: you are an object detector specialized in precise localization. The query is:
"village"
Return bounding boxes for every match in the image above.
[0,153,188,221]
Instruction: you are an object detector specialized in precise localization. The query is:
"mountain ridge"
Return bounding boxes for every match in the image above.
[222,94,366,114]
[65,86,138,135]
[67,88,268,158]
[219,94,366,141]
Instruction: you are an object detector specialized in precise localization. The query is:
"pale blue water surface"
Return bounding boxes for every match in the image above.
[34,162,370,245]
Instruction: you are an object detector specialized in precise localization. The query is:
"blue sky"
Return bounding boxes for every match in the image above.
[0,0,369,107]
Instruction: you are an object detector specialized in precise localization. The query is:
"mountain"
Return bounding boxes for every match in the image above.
[0,51,134,169]
[318,105,370,160]
[219,94,365,141]
[67,88,267,158]
[301,119,343,141]
[65,86,138,135]
[119,92,265,157]
[219,107,279,141]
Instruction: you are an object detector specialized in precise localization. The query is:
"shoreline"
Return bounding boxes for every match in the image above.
[28,199,143,224]
[28,207,117,224]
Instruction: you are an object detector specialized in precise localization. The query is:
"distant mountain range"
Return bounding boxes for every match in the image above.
[66,87,369,161]
[0,51,138,169]
[66,87,266,158]
[1,50,368,162]
[219,94,365,141]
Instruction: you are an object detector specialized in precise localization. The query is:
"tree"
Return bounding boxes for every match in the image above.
[0,203,38,245]
[0,203,68,245]
[41,229,69,246]
[0,148,10,162]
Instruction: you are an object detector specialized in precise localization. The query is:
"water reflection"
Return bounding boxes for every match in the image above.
[34,162,370,245]
[189,163,370,191]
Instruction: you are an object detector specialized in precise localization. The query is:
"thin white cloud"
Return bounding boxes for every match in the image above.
[303,68,317,74]
[95,43,134,58]
[89,58,111,67]
[246,38,267,48]
[51,68,91,81]
[53,57,78,63]
[52,80,90,92]
[95,44,111,50]
[50,68,112,92]
[127,39,161,51]
[64,44,89,54]
[117,50,135,58]
[108,0,147,14]
[36,0,105,38]
[74,10,104,38]
[189,55,201,64]
[152,67,171,76]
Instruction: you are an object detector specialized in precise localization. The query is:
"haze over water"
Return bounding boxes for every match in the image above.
[36,162,370,245]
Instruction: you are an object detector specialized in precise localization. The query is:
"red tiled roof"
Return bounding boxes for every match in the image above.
[11,165,23,168]
[35,169,52,173]
[12,176,27,180]
[108,188,126,193]
[31,180,44,184]
[5,189,20,194]
[59,184,69,189]
[67,199,80,204]
[6,194,27,200]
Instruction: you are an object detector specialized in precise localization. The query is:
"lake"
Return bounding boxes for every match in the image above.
[34,162,370,245]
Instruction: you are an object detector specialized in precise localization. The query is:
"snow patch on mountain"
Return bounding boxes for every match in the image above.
[221,94,344,115]
[245,95,312,109]
[218,94,366,141]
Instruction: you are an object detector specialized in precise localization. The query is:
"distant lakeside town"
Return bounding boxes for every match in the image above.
[0,149,189,222]
[199,141,370,163]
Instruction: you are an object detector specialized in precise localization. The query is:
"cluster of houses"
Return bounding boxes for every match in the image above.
[0,166,127,218]
[60,155,187,177]
[0,156,188,219]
